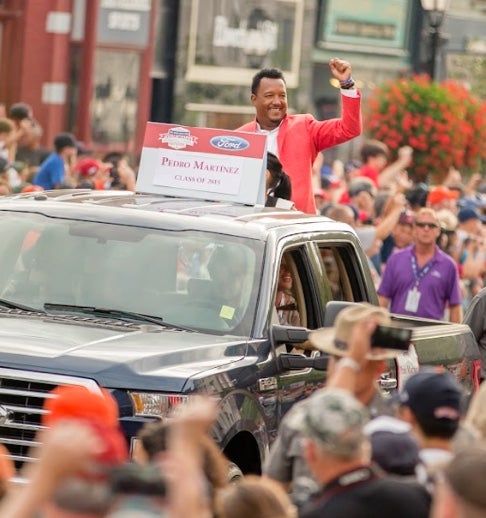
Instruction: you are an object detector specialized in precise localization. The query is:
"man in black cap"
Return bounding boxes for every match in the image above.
[398,370,463,493]
[32,132,78,190]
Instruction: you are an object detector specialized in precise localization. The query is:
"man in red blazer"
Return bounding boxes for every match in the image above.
[237,59,361,214]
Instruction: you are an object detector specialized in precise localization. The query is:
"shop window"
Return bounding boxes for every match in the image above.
[91,50,140,147]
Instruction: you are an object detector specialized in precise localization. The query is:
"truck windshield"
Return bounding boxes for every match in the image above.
[0,212,264,335]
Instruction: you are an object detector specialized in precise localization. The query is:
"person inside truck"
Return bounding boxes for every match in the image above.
[275,256,300,327]
[187,244,250,327]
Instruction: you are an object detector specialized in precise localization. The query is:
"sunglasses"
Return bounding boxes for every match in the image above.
[415,221,439,229]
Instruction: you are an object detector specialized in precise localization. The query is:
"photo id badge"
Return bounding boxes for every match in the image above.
[405,287,421,313]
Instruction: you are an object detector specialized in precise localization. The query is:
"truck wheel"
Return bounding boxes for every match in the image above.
[227,462,244,483]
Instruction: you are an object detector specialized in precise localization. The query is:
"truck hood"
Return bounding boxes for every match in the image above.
[0,314,248,391]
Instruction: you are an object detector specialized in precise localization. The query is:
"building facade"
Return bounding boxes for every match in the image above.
[0,0,156,156]
[1,0,485,162]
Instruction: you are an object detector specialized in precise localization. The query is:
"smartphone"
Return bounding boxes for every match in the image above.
[371,324,412,350]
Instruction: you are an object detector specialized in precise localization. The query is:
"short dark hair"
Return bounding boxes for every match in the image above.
[8,102,31,121]
[102,151,124,166]
[266,152,291,201]
[137,420,168,461]
[53,132,77,152]
[251,68,286,95]
[414,415,459,439]
[360,140,389,163]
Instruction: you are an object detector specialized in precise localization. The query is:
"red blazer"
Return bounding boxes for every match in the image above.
[237,93,362,214]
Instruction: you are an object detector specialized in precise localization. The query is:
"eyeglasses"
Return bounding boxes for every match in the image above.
[415,221,439,229]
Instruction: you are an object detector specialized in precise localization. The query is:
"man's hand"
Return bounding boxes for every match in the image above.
[346,318,378,367]
[329,58,352,81]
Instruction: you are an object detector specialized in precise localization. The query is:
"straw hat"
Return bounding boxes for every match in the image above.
[309,303,401,360]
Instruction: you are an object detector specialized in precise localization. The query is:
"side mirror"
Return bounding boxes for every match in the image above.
[272,324,309,344]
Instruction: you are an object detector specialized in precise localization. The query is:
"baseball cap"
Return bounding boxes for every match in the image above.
[309,302,401,360]
[427,185,459,206]
[42,385,128,471]
[364,416,419,476]
[458,195,486,209]
[436,209,458,232]
[405,183,429,208]
[457,206,486,224]
[399,371,462,427]
[344,159,362,175]
[74,157,109,177]
[286,388,368,458]
[398,211,415,226]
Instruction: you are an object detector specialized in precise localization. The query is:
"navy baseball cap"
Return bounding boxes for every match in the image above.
[399,371,462,426]
[457,206,486,224]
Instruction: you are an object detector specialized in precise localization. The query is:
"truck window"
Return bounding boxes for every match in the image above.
[273,245,322,332]
[320,247,346,301]
[275,253,303,328]
[316,244,371,305]
[0,212,264,336]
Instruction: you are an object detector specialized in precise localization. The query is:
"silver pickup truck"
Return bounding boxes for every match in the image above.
[0,190,479,476]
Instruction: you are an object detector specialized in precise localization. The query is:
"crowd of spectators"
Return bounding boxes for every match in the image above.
[315,139,486,321]
[0,101,137,195]
[0,303,485,517]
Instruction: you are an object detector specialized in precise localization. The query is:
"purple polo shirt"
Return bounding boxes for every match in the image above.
[377,245,461,320]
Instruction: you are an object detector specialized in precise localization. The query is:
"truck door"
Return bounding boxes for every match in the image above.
[271,245,327,420]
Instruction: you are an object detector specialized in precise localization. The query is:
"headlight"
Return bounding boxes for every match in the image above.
[128,392,188,418]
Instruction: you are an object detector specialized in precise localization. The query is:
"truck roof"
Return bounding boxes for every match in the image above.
[0,189,352,237]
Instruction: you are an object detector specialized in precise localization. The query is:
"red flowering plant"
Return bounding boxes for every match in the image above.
[365,75,486,183]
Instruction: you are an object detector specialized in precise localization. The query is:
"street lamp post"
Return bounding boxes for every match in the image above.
[420,0,451,81]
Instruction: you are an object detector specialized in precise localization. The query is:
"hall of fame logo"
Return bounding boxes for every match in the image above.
[159,126,198,150]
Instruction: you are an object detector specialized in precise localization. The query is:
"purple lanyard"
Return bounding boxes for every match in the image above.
[411,254,433,288]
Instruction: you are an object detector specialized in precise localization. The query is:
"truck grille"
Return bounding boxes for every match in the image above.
[0,368,100,471]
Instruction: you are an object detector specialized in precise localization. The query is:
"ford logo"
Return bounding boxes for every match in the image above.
[210,136,249,151]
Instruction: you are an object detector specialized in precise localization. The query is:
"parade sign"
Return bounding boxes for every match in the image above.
[136,123,267,205]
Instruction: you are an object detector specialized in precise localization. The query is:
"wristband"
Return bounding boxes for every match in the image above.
[340,77,355,90]
[336,357,361,372]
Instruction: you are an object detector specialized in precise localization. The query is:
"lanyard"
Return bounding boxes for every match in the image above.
[410,254,434,288]
[315,466,382,505]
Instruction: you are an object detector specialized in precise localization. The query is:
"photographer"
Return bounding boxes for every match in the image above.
[102,152,136,192]
[7,102,45,165]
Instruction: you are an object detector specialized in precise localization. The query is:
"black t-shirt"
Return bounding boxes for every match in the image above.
[299,466,430,518]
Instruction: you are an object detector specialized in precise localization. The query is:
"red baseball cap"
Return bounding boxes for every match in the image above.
[74,158,109,177]
[427,185,459,206]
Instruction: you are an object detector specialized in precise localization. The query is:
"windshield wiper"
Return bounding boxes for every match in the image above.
[43,303,191,331]
[0,298,43,313]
